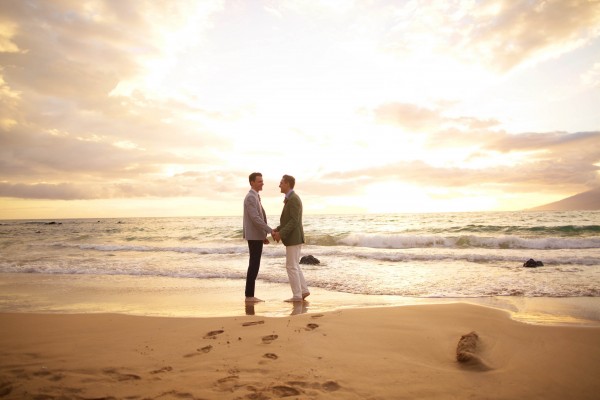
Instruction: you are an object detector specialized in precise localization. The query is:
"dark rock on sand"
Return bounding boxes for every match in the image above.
[456,331,491,371]
[523,258,544,268]
[300,255,320,265]
[456,331,479,363]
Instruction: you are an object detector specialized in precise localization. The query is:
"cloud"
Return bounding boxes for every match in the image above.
[489,130,600,152]
[0,19,21,53]
[459,0,600,71]
[0,182,96,200]
[379,0,600,72]
[0,68,20,130]
[374,103,443,132]
[1,125,159,180]
[0,167,246,200]
[321,156,598,195]
[0,1,598,215]
[0,2,231,192]
[317,128,600,196]
[582,62,600,88]
[0,2,148,106]
[374,102,502,135]
[0,1,225,114]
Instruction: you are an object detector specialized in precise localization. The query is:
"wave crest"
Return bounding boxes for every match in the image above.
[333,233,600,250]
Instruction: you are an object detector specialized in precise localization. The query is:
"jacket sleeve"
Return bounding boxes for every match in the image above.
[244,194,272,234]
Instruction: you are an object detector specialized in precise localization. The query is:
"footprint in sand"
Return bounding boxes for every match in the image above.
[272,385,301,397]
[242,320,265,326]
[322,381,341,392]
[32,368,63,382]
[159,390,196,398]
[263,353,278,360]
[31,368,52,377]
[183,345,213,358]
[305,323,319,330]
[150,366,173,374]
[284,380,340,392]
[198,345,213,353]
[215,375,239,391]
[0,382,12,397]
[102,368,141,381]
[262,334,278,344]
[311,314,324,318]
[203,330,224,339]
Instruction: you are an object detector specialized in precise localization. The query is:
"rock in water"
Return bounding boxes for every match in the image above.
[523,258,544,268]
[300,255,320,265]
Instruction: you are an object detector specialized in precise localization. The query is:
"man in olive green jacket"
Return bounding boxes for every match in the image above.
[274,174,310,302]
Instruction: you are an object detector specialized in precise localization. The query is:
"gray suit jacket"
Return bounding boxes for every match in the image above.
[243,190,272,240]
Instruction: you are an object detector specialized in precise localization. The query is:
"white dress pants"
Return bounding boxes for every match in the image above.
[285,244,308,299]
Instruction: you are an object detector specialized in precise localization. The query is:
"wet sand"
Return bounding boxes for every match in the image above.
[1,273,599,324]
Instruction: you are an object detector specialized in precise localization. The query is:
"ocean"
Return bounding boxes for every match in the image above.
[1,211,599,300]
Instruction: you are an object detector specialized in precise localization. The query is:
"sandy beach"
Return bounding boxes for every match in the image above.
[2,299,600,399]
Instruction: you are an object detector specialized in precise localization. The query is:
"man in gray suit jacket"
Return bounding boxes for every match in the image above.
[243,172,275,303]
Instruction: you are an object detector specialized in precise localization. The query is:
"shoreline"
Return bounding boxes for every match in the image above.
[1,272,599,326]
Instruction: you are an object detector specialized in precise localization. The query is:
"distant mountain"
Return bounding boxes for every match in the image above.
[529,187,600,211]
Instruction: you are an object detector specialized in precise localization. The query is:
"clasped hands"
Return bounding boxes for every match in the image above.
[271,229,281,243]
[263,230,281,244]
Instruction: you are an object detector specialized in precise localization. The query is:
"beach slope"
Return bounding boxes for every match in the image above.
[1,303,599,399]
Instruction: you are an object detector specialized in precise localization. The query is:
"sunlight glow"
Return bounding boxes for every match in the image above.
[363,183,433,213]
[0,21,20,53]
[361,183,502,213]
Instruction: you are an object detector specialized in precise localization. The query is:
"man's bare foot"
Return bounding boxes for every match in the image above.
[302,292,310,299]
[245,297,264,303]
[284,297,303,303]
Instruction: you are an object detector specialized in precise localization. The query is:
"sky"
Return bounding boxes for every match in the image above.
[1,0,599,219]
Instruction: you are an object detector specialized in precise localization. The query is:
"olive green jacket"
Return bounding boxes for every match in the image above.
[276,191,305,246]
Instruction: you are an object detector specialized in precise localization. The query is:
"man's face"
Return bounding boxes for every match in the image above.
[251,176,264,192]
[279,179,289,194]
